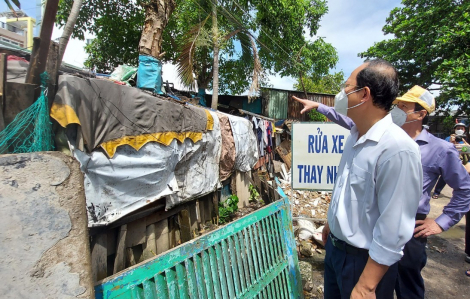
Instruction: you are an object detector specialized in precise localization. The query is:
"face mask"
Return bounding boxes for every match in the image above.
[334,87,365,116]
[390,107,419,127]
[390,107,407,126]
[456,129,465,135]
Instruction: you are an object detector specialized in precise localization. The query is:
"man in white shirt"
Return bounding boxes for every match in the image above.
[321,59,423,298]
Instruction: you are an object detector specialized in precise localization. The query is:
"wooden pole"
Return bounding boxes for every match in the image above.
[25,37,41,85]
[25,0,60,87]
[0,53,7,131]
[46,41,59,110]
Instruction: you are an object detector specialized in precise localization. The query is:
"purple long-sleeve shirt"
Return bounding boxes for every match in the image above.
[317,103,470,230]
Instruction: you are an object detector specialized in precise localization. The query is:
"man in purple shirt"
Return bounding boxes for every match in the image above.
[293,86,470,298]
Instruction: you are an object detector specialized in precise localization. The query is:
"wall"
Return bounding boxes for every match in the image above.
[0,152,94,298]
[261,88,335,121]
[0,27,26,47]
[287,91,335,121]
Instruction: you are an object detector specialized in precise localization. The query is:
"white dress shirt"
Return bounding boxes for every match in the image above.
[327,114,423,266]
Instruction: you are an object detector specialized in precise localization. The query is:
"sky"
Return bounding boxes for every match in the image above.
[268,0,403,90]
[1,0,403,92]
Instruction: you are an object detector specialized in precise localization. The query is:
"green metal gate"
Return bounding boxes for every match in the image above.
[95,197,303,298]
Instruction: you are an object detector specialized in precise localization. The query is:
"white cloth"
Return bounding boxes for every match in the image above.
[226,113,259,172]
[327,114,423,266]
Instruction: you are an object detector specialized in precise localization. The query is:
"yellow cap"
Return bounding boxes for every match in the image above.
[393,85,435,113]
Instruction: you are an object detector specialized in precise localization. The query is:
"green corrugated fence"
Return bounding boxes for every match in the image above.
[95,197,303,298]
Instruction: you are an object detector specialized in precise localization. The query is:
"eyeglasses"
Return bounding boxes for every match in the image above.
[340,83,360,90]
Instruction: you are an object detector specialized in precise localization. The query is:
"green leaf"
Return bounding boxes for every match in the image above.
[360,0,470,116]
[57,0,338,91]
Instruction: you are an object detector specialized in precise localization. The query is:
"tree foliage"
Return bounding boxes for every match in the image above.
[56,0,145,71]
[56,0,338,95]
[360,0,470,115]
[294,71,343,94]
[293,72,343,122]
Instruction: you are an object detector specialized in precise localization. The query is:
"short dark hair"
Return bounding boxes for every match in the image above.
[414,103,429,125]
[356,59,399,111]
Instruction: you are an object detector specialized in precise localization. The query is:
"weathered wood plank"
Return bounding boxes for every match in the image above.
[234,171,250,208]
[179,210,191,243]
[206,195,214,224]
[260,180,270,204]
[113,225,127,274]
[3,82,35,126]
[155,219,169,254]
[106,228,117,256]
[91,233,107,282]
[126,217,146,248]
[145,201,187,226]
[196,199,204,231]
[126,247,136,268]
[142,223,157,261]
[189,202,198,238]
[212,191,219,222]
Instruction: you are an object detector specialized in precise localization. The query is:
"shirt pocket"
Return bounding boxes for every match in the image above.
[349,163,371,203]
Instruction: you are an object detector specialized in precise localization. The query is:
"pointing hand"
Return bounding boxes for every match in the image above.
[291,96,320,114]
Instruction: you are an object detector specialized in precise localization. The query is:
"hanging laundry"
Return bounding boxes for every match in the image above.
[261,119,268,146]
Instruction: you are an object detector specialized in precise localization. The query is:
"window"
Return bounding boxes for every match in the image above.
[1,36,21,47]
[5,24,24,35]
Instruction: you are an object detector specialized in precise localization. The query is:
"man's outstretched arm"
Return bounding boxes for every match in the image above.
[291,96,355,130]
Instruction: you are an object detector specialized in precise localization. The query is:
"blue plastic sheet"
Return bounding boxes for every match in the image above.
[198,88,206,106]
[137,55,163,95]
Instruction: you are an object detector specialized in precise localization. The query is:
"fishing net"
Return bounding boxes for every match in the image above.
[0,72,54,153]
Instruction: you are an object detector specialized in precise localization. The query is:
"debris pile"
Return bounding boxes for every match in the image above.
[294,216,327,299]
[275,167,332,299]
[279,182,331,219]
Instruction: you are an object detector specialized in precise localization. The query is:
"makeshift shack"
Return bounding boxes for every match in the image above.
[49,74,260,281]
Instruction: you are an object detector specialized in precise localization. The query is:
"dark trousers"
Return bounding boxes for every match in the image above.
[434,176,446,195]
[466,211,470,256]
[395,236,428,299]
[324,236,398,299]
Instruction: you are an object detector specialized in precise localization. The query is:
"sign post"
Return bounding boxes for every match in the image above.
[292,123,350,191]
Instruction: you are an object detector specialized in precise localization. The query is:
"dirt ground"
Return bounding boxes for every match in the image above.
[422,185,470,298]
[300,185,470,298]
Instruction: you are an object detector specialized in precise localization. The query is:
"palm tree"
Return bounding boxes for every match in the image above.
[4,0,20,15]
[57,0,83,65]
[176,1,261,108]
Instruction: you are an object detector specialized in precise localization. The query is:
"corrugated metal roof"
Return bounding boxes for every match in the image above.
[259,88,335,121]
[263,89,288,120]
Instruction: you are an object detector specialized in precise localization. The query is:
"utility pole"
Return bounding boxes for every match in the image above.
[35,0,43,37]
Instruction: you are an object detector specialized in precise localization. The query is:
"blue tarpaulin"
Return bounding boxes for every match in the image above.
[137,55,163,95]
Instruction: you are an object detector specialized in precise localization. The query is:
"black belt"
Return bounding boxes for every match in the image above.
[416,213,427,221]
[329,233,368,255]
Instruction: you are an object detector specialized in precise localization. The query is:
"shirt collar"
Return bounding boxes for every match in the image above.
[415,128,430,144]
[352,113,393,147]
